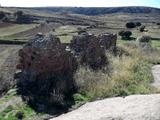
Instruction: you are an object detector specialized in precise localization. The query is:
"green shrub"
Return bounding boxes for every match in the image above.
[137,36,151,43]
[157,23,160,25]
[140,25,146,32]
[119,30,132,40]
[136,22,142,27]
[14,11,32,24]
[126,22,136,28]
[0,11,5,20]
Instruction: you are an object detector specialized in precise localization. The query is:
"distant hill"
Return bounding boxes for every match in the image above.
[31,6,160,15]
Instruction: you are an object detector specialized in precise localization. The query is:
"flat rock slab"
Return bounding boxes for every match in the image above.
[51,94,160,120]
[151,65,160,88]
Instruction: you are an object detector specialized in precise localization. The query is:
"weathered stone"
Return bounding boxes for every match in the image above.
[70,33,108,70]
[98,33,117,50]
[17,34,78,110]
[51,94,160,120]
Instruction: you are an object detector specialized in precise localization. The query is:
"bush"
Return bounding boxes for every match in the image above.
[2,16,10,22]
[15,112,24,119]
[126,22,136,28]
[137,36,152,49]
[75,45,154,100]
[0,11,5,20]
[157,23,160,25]
[119,30,132,40]
[77,27,87,35]
[137,36,151,43]
[14,11,23,17]
[14,11,32,24]
[136,22,142,27]
[118,31,124,36]
[140,25,146,32]
[78,29,87,35]
[52,28,55,32]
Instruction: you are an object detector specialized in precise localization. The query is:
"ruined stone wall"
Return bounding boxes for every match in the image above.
[98,33,117,50]
[16,32,117,110]
[17,34,78,110]
[70,32,117,69]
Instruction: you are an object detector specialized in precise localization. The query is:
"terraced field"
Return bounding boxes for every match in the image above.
[0,45,21,95]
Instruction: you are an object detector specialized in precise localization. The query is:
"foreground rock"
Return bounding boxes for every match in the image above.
[52,94,160,120]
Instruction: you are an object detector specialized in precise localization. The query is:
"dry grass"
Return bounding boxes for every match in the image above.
[74,43,158,101]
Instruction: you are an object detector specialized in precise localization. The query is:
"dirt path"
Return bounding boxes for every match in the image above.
[151,65,160,88]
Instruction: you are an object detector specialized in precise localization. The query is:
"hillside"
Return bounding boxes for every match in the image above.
[31,6,160,15]
[1,6,160,16]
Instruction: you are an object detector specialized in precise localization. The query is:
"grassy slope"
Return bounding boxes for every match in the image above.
[118,39,160,49]
[0,8,160,43]
[54,13,160,43]
[75,43,159,101]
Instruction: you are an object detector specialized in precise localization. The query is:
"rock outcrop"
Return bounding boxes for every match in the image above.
[52,94,160,120]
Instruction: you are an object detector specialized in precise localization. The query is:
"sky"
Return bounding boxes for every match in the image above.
[1,0,160,8]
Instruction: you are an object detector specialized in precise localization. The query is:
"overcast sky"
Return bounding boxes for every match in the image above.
[1,0,160,8]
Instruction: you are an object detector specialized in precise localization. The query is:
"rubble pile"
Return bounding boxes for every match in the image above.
[16,32,117,110]
[98,33,117,51]
[17,34,78,110]
[70,32,117,69]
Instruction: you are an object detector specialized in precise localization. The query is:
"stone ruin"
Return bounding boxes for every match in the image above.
[70,32,117,69]
[98,33,117,51]
[16,34,78,111]
[16,32,117,111]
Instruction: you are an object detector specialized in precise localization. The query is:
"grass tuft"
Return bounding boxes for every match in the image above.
[74,43,158,101]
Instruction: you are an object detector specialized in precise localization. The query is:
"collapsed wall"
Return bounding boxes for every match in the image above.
[98,33,117,51]
[70,32,117,69]
[16,34,78,111]
[16,32,117,110]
